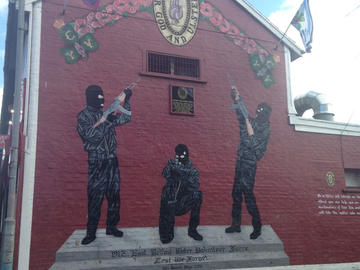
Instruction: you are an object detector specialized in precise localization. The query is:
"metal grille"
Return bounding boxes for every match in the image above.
[148,52,200,78]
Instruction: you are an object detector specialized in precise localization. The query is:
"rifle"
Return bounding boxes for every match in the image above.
[93,76,141,128]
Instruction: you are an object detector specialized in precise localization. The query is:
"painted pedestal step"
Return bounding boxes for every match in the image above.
[50,225,289,270]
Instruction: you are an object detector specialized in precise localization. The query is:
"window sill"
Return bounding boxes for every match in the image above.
[139,72,207,84]
[343,187,360,193]
[288,114,360,136]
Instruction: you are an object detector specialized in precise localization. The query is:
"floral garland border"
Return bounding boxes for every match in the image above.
[55,0,278,88]
[54,0,153,64]
[199,0,278,88]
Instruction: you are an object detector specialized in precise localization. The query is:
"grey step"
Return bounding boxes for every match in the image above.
[50,225,289,270]
[55,226,285,262]
[50,250,289,270]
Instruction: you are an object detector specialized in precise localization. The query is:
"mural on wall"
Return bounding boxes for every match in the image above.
[54,0,278,88]
[159,144,203,244]
[226,84,271,239]
[153,0,200,46]
[76,85,133,245]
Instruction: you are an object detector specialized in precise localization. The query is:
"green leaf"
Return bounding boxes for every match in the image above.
[80,33,99,52]
[265,55,276,71]
[109,19,115,27]
[262,73,275,88]
[122,11,129,17]
[98,5,105,11]
[60,24,78,44]
[249,54,263,72]
[60,47,80,64]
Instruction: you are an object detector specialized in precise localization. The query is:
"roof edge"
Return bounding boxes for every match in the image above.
[234,0,304,61]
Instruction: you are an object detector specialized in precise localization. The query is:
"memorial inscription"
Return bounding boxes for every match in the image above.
[317,193,360,216]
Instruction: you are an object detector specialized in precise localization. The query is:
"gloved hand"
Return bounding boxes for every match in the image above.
[124,88,132,102]
[106,112,117,122]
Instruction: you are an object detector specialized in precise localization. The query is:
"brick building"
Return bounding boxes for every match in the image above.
[1,0,360,269]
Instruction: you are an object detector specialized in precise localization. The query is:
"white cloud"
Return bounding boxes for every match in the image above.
[0,49,4,60]
[0,0,7,11]
[269,0,360,123]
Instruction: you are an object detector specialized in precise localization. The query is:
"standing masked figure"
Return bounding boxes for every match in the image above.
[159,144,203,244]
[225,87,271,240]
[77,85,132,245]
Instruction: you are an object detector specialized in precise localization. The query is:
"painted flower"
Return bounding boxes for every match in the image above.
[227,24,240,38]
[74,18,93,36]
[234,35,248,50]
[219,18,230,33]
[258,48,269,63]
[200,2,213,18]
[87,12,102,29]
[247,39,258,54]
[126,0,140,14]
[114,0,129,14]
[106,4,122,21]
[96,10,113,26]
[139,0,152,6]
[209,11,223,26]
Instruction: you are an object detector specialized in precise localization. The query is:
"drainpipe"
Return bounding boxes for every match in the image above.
[17,1,42,269]
[0,0,26,269]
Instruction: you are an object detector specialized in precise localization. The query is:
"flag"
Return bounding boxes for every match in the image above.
[291,0,313,52]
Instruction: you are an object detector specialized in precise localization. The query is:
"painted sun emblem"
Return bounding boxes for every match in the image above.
[325,172,335,187]
[177,87,188,99]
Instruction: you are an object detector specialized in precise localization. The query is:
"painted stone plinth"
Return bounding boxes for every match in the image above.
[50,225,289,270]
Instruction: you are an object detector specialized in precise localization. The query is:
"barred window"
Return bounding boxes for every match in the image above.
[147,52,200,78]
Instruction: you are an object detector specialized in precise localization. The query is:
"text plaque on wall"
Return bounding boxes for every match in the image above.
[170,86,194,116]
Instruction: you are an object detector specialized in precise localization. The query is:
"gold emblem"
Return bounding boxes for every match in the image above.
[325,172,335,187]
[153,0,199,46]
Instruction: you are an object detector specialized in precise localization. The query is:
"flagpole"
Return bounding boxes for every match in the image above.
[274,21,292,50]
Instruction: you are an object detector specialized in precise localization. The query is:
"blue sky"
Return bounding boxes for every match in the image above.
[0,0,7,91]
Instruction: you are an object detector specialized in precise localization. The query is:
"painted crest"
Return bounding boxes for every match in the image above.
[153,0,199,46]
[325,171,335,187]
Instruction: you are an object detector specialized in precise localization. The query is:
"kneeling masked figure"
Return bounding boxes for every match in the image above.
[159,144,203,244]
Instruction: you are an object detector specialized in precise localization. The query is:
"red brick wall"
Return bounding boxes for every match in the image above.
[25,0,360,269]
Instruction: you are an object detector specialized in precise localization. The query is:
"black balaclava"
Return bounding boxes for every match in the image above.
[86,85,104,109]
[256,102,272,122]
[175,144,189,165]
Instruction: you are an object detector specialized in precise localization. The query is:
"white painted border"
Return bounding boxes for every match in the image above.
[17,1,42,269]
[284,47,360,136]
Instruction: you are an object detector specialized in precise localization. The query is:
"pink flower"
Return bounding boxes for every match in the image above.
[126,0,140,14]
[209,11,223,26]
[247,39,258,54]
[258,48,270,63]
[95,10,112,27]
[87,12,102,28]
[227,25,240,38]
[200,3,213,18]
[234,36,248,50]
[219,18,230,33]
[74,18,93,35]
[114,0,129,14]
[106,4,122,21]
[139,0,152,6]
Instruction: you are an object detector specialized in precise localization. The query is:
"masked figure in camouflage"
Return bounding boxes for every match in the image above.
[225,86,271,240]
[159,144,203,244]
[77,85,132,245]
